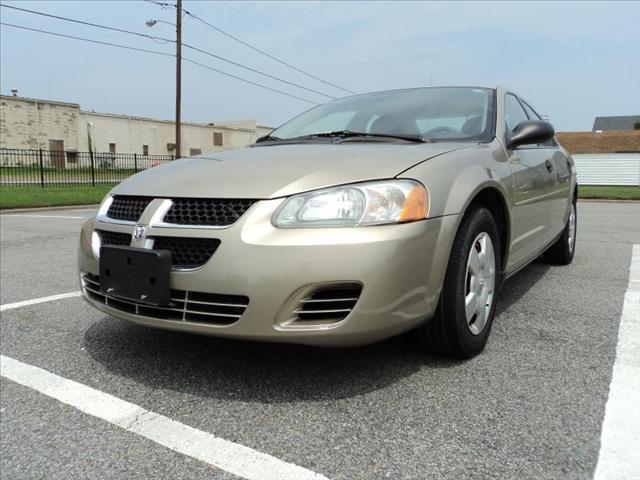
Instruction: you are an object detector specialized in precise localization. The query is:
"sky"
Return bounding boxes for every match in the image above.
[1,0,638,131]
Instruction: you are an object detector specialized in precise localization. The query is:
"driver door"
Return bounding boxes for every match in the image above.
[504,94,557,270]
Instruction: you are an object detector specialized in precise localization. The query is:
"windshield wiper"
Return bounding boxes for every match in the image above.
[256,130,427,144]
[255,134,282,143]
[308,130,426,143]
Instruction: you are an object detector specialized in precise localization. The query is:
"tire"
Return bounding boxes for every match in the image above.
[415,206,501,359]
[544,201,577,265]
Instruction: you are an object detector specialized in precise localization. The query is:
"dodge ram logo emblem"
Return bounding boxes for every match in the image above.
[133,224,147,241]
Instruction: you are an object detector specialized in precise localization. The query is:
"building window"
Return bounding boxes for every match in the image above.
[213,132,223,146]
[142,145,149,156]
[109,143,116,154]
[66,151,78,164]
[189,148,202,156]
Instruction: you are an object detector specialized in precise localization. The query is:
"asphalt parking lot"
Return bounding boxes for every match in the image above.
[0,201,638,480]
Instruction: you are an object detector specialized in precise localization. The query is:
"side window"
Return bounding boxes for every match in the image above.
[521,101,541,120]
[521,100,557,147]
[504,94,529,132]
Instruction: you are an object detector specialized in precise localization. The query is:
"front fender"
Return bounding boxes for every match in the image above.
[398,141,513,219]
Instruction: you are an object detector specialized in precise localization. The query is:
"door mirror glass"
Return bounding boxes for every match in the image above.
[507,120,555,149]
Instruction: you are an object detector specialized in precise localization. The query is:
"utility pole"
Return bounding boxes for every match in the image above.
[175,0,182,159]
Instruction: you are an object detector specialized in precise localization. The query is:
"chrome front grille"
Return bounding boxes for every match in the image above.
[163,198,256,226]
[97,230,131,246]
[151,237,220,269]
[82,273,248,325]
[294,284,362,323]
[101,195,257,227]
[106,195,153,222]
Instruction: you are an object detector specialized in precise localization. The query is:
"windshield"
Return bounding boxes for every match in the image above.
[268,87,495,142]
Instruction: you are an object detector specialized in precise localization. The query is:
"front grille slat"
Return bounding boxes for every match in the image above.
[293,308,353,314]
[183,309,242,319]
[300,297,359,303]
[106,196,153,222]
[81,273,248,326]
[163,198,256,226]
[179,298,247,308]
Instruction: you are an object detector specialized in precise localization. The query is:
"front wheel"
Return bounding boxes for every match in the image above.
[545,201,577,265]
[415,206,501,359]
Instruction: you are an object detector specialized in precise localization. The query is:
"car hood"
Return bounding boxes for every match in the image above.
[112,143,467,199]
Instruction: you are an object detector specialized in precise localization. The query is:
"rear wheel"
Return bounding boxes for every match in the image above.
[415,206,501,359]
[545,201,576,265]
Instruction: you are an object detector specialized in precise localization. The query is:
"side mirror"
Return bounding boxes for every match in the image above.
[507,120,554,149]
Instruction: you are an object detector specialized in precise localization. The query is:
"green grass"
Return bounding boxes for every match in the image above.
[580,186,640,200]
[0,166,138,182]
[0,184,637,210]
[0,185,112,209]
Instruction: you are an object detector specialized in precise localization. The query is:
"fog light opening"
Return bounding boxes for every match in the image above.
[91,230,101,258]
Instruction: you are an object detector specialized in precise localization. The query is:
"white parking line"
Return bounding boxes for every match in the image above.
[594,244,640,480]
[0,355,328,480]
[0,214,87,219]
[0,291,82,312]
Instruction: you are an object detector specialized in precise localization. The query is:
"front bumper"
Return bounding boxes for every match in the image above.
[78,198,459,346]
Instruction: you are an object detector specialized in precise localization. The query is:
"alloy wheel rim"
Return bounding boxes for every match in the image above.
[568,204,576,252]
[464,232,496,336]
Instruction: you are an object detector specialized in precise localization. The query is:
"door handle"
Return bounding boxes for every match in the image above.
[545,159,553,172]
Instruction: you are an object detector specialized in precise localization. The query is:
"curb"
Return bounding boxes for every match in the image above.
[578,199,640,203]
[0,204,99,213]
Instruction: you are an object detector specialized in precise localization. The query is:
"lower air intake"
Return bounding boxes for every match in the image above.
[82,273,248,326]
[293,284,362,323]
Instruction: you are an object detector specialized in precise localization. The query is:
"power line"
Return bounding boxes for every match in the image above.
[0,22,175,57]
[143,0,175,8]
[0,3,171,43]
[181,57,318,105]
[144,0,357,95]
[0,3,337,100]
[0,22,321,105]
[184,41,338,100]
[179,6,357,96]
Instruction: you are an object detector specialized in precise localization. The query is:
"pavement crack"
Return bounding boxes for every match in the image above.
[122,410,153,430]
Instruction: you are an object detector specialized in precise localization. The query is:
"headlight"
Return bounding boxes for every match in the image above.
[273,180,429,228]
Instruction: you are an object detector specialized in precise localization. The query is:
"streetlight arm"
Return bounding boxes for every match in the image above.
[145,19,176,28]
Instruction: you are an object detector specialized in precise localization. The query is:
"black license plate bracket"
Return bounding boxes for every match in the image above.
[99,246,171,306]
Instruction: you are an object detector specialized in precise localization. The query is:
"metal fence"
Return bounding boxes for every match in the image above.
[573,153,640,186]
[0,149,175,187]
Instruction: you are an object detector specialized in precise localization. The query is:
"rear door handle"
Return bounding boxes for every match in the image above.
[545,159,553,172]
